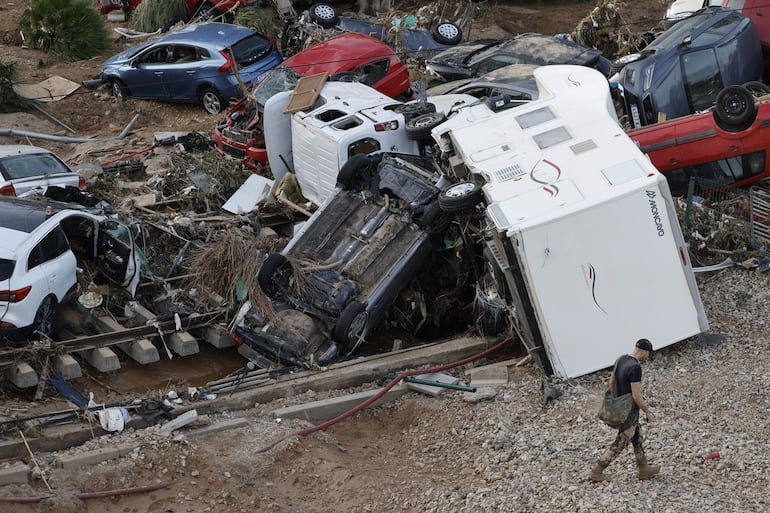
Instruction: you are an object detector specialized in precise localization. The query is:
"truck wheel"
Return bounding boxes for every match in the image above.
[309,3,338,28]
[713,85,756,133]
[405,112,446,140]
[333,301,368,351]
[257,253,288,295]
[200,87,225,114]
[432,21,462,45]
[337,154,374,190]
[439,181,483,212]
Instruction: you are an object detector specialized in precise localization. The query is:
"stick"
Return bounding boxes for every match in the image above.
[20,431,52,493]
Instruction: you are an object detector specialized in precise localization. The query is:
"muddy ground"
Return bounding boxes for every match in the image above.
[0,1,680,512]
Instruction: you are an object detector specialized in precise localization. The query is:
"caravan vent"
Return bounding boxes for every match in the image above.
[487,239,510,271]
[494,164,526,182]
[533,126,571,149]
[571,139,597,155]
[515,106,555,129]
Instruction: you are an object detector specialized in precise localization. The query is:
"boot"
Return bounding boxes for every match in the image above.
[589,461,609,482]
[636,454,660,480]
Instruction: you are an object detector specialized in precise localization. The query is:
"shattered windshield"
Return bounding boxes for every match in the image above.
[466,41,506,67]
[253,67,304,107]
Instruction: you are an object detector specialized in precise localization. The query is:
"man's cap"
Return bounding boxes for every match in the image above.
[635,338,653,353]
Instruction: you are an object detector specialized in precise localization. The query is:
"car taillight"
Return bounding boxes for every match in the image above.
[229,332,243,346]
[0,184,16,196]
[374,120,399,132]
[0,285,32,303]
[78,176,87,191]
[218,50,235,73]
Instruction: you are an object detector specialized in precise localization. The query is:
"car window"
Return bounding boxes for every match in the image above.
[0,258,14,280]
[28,226,70,270]
[254,67,302,107]
[477,55,530,75]
[467,42,506,68]
[138,46,170,65]
[359,59,389,86]
[665,150,765,195]
[0,152,70,180]
[230,33,273,67]
[682,49,723,112]
[101,219,132,246]
[170,45,198,63]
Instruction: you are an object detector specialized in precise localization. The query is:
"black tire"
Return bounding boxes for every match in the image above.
[33,295,56,339]
[439,181,483,212]
[393,101,436,123]
[713,85,757,133]
[109,78,128,98]
[257,253,288,295]
[742,81,770,98]
[333,301,368,351]
[337,154,374,190]
[419,199,450,236]
[200,87,225,114]
[432,21,463,45]
[309,3,338,28]
[405,112,447,140]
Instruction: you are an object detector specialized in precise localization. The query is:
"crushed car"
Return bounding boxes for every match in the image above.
[0,145,87,198]
[101,22,282,114]
[0,194,141,343]
[426,63,540,103]
[230,152,460,367]
[214,32,412,168]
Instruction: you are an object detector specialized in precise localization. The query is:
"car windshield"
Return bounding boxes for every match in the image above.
[230,33,273,67]
[466,41,506,67]
[253,67,303,107]
[0,258,14,280]
[0,153,70,180]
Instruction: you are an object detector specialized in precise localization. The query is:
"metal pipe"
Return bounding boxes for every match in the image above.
[0,115,139,143]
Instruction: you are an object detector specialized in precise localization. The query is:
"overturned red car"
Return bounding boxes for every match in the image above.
[213,32,412,169]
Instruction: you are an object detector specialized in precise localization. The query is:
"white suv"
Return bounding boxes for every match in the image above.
[0,197,140,342]
[0,145,86,197]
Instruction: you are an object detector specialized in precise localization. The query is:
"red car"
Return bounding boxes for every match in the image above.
[628,84,770,196]
[98,0,246,18]
[214,32,412,168]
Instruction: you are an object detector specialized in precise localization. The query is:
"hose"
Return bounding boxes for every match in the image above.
[256,336,513,454]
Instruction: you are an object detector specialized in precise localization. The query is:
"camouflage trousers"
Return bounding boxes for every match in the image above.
[597,413,646,466]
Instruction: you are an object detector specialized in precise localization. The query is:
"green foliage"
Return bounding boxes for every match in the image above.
[0,61,31,113]
[18,0,110,62]
[133,0,189,33]
[233,6,279,40]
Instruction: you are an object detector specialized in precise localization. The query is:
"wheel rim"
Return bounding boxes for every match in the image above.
[203,91,221,114]
[436,23,459,40]
[111,81,122,98]
[723,93,747,117]
[446,182,476,198]
[347,312,368,346]
[413,115,437,128]
[314,5,335,20]
[34,298,54,337]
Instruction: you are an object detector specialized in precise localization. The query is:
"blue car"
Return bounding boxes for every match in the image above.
[101,22,282,114]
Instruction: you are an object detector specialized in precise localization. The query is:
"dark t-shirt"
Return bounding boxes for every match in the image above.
[614,354,642,396]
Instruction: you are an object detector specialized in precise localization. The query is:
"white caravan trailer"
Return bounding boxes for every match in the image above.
[432,65,709,378]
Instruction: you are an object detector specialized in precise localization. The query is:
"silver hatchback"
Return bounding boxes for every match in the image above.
[0,145,85,198]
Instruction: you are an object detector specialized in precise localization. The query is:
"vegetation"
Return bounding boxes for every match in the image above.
[0,61,31,112]
[18,0,110,62]
[133,0,189,33]
[233,6,280,40]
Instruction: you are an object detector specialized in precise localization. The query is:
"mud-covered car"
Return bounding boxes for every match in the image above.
[230,153,460,367]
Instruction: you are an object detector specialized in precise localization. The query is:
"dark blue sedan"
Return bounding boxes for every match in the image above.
[101,23,282,114]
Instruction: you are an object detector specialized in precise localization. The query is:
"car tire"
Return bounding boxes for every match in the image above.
[713,85,757,133]
[257,253,288,295]
[432,21,463,45]
[337,154,374,190]
[393,101,436,122]
[419,199,450,236]
[109,79,128,98]
[200,87,225,114]
[439,180,483,212]
[33,295,56,339]
[405,112,447,140]
[333,301,368,351]
[309,3,339,28]
[742,81,770,98]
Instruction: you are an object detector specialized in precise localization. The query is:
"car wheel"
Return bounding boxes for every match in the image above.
[419,199,450,236]
[309,3,339,28]
[405,112,447,140]
[337,154,375,190]
[333,301,368,351]
[432,21,463,45]
[33,295,56,339]
[742,81,770,99]
[713,85,757,133]
[257,253,289,295]
[200,87,225,114]
[109,79,128,98]
[393,101,436,122]
[439,181,483,212]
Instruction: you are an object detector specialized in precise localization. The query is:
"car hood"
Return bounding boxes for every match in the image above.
[102,41,153,67]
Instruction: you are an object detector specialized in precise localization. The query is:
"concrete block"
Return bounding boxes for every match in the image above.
[52,354,82,380]
[93,314,123,332]
[160,409,198,433]
[406,372,460,397]
[270,383,409,422]
[5,363,38,389]
[57,444,139,470]
[168,331,199,356]
[0,462,30,485]
[467,365,509,387]
[185,418,250,439]
[123,301,157,326]
[79,347,121,372]
[117,338,160,365]
[203,326,234,348]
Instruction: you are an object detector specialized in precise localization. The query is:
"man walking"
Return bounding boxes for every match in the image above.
[590,338,660,482]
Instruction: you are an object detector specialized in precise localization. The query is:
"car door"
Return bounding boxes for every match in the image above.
[162,45,204,101]
[127,45,173,99]
[96,218,141,296]
[27,226,77,306]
